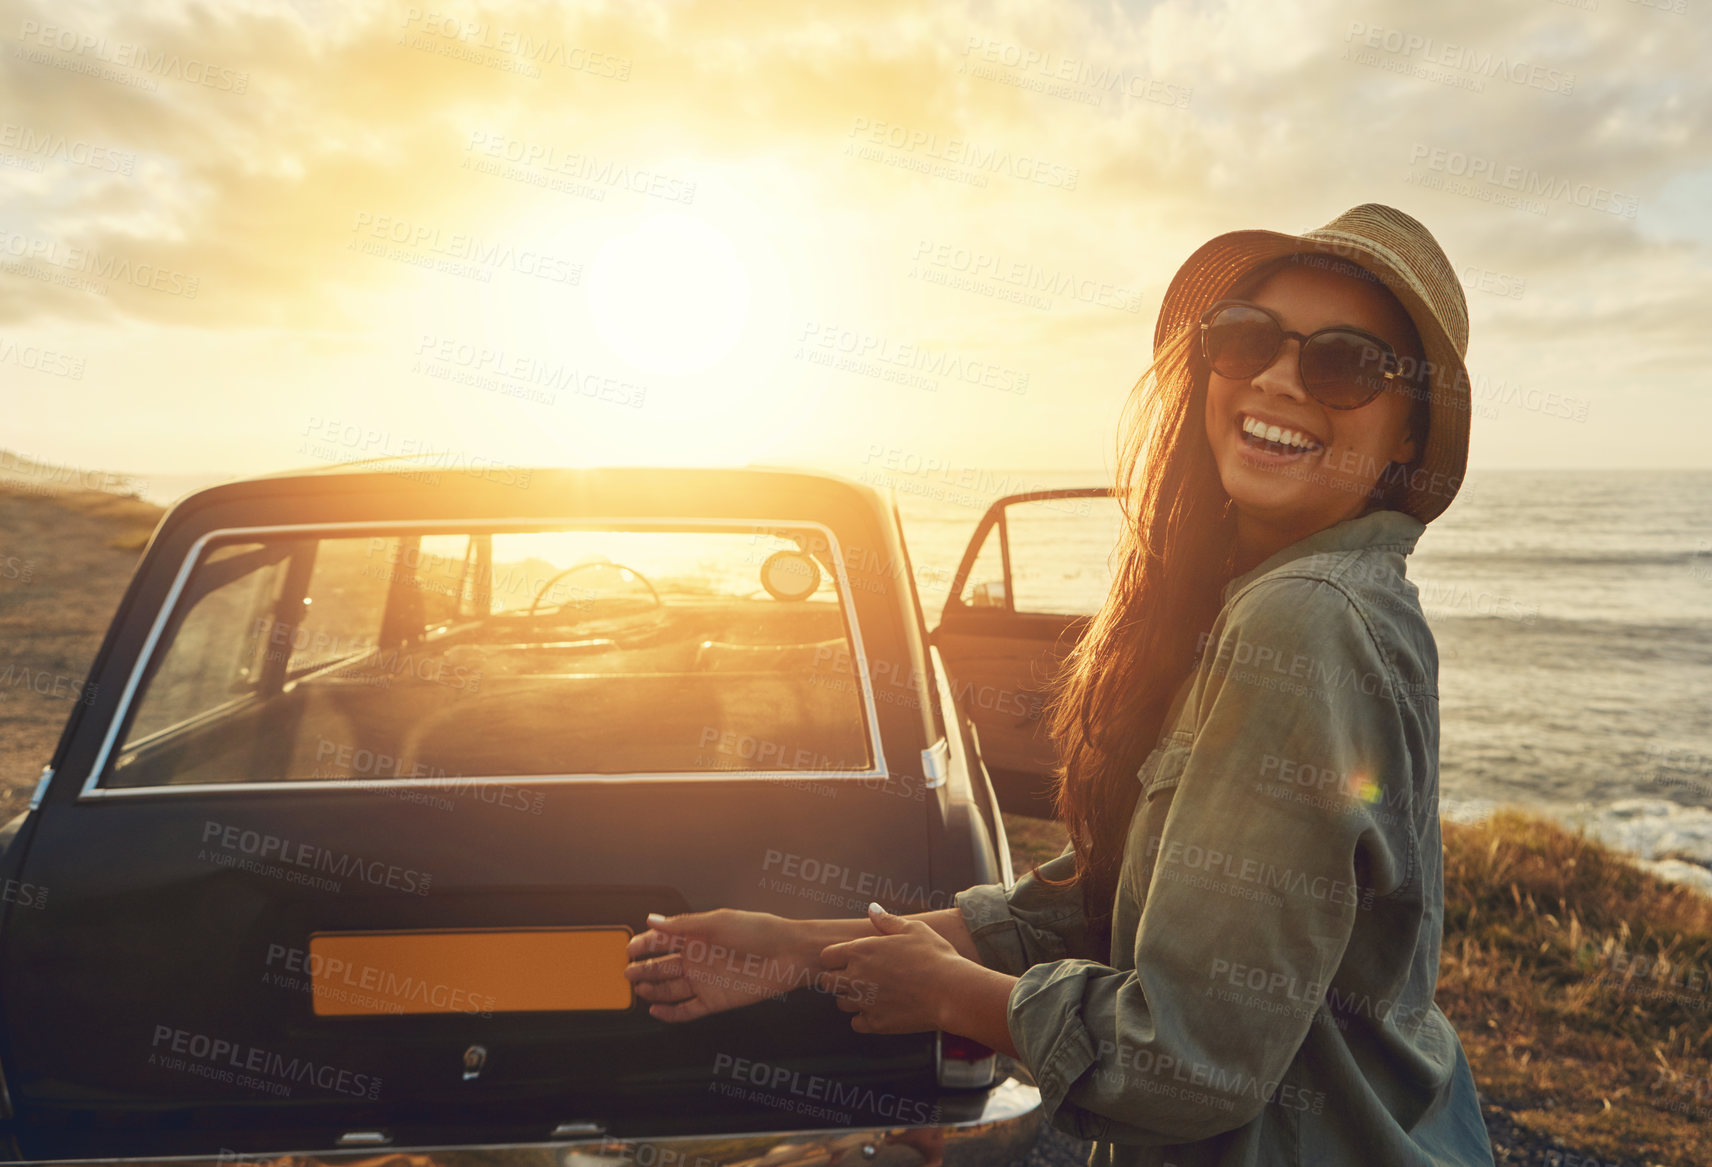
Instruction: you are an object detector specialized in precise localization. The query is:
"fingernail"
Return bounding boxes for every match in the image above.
[868,901,886,915]
[647,912,667,925]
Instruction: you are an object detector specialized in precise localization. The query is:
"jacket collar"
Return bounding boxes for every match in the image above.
[1221,508,1425,605]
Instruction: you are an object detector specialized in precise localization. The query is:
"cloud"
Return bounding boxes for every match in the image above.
[0,0,1706,468]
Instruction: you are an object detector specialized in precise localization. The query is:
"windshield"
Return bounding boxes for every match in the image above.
[105,524,878,788]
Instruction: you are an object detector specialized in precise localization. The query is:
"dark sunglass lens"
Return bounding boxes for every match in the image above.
[1205,305,1279,378]
[1302,330,1391,407]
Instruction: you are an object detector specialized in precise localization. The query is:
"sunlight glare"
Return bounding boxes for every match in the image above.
[586,211,753,377]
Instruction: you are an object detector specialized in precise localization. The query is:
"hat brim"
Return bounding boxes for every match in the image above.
[1156,228,1470,524]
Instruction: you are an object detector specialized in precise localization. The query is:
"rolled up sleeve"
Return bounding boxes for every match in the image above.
[954,844,1092,977]
[1004,577,1415,1145]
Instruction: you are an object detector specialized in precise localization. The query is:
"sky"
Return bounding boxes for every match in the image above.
[1,0,1709,493]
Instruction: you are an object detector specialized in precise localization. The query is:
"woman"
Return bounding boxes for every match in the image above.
[626,204,1496,1166]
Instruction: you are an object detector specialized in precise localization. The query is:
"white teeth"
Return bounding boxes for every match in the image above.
[1241,415,1321,451]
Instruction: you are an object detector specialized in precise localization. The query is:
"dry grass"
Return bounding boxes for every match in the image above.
[1002,813,1072,873]
[47,488,164,549]
[0,484,165,550]
[1439,811,1712,1164]
[1001,810,1712,1166]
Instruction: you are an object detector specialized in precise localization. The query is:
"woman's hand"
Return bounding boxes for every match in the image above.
[624,908,833,1022]
[818,903,972,1034]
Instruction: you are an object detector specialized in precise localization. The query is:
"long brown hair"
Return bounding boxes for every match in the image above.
[1031,325,1235,957]
[1033,254,1431,959]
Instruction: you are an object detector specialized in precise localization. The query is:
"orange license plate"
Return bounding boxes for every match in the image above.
[306,927,633,1016]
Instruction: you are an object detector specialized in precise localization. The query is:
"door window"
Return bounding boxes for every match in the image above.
[950,494,1123,616]
[1004,495,1123,615]
[125,542,288,741]
[956,525,1008,609]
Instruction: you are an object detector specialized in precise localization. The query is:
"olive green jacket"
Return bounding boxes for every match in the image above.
[955,509,1495,1166]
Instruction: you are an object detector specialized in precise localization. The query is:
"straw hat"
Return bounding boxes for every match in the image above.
[1155,203,1471,523]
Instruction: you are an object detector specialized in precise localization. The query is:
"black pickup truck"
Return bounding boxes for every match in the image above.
[0,464,1114,1167]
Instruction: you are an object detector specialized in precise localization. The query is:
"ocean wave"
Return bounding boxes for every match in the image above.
[1416,550,1711,570]
[1429,618,1712,675]
[1564,799,1712,894]
[1428,613,1712,645]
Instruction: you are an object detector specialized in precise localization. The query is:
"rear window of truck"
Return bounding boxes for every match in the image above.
[100,524,881,789]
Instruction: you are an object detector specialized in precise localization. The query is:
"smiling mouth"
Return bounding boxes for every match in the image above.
[1238,413,1325,459]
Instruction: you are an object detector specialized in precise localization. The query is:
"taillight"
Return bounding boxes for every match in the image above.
[935,1032,996,1088]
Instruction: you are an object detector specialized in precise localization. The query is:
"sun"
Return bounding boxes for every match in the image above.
[386,189,823,471]
[585,210,753,377]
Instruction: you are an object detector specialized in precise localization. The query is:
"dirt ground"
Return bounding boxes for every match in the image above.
[0,484,163,810]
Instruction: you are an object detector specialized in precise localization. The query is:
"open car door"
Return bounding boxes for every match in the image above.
[930,487,1120,820]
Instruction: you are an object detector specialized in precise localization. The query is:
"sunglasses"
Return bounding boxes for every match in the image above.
[1198,299,1407,410]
